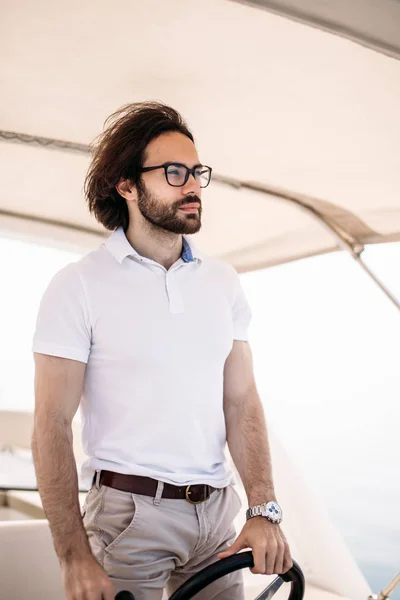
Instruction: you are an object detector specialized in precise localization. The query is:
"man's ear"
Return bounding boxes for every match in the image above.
[116,178,137,202]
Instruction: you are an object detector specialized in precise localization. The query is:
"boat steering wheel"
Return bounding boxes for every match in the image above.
[115,551,305,600]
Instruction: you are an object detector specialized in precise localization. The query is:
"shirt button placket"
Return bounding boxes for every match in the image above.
[165,269,184,314]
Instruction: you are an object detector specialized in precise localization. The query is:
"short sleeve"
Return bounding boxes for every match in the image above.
[232,270,252,341]
[32,263,91,363]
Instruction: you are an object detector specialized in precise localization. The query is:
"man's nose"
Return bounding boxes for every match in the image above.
[181,172,201,196]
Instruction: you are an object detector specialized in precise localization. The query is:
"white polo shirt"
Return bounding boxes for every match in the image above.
[32,227,251,487]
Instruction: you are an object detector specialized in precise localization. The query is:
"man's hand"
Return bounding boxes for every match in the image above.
[61,554,115,600]
[217,517,293,575]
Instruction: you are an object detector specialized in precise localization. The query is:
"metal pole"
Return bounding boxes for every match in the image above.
[378,571,400,599]
[368,571,400,599]
[352,253,400,313]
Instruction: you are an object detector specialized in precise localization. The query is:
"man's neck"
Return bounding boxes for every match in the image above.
[125,220,183,270]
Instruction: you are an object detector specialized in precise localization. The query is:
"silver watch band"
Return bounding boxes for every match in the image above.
[247,505,264,519]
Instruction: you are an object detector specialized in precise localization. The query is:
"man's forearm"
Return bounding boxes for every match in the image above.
[225,391,276,506]
[32,418,91,563]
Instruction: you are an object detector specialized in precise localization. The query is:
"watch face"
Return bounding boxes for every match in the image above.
[262,501,282,523]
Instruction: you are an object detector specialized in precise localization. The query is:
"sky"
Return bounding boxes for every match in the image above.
[0,235,399,597]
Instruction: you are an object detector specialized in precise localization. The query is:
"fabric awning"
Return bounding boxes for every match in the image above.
[1,0,399,271]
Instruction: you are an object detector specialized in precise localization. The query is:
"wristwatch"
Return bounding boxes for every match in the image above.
[246,501,283,524]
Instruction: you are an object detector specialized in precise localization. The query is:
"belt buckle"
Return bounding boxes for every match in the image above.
[185,485,211,504]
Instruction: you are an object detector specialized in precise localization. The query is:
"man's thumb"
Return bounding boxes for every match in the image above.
[218,539,241,559]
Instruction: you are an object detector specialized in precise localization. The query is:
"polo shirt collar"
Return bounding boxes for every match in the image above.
[181,237,194,263]
[104,227,203,265]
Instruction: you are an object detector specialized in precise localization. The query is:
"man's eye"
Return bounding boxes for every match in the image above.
[168,166,182,176]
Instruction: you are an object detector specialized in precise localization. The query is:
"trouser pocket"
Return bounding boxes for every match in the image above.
[94,486,139,553]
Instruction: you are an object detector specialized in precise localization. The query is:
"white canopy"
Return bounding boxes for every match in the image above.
[1,0,400,271]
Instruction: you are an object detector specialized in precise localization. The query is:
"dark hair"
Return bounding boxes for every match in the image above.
[84,101,195,231]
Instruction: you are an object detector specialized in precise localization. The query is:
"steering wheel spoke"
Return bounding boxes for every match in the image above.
[254,575,285,600]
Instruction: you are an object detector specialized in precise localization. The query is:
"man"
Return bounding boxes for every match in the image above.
[32,101,292,600]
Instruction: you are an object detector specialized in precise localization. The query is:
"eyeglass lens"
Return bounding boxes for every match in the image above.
[166,164,211,188]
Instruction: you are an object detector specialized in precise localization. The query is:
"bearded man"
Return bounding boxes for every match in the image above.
[32,102,292,600]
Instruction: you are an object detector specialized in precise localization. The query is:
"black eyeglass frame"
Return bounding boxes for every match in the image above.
[140,162,213,188]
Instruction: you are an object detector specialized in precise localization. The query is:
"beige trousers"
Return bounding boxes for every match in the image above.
[82,479,245,600]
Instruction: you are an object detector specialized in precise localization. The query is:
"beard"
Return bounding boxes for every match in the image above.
[136,182,202,235]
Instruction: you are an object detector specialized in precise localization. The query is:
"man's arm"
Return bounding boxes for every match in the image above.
[32,353,114,600]
[32,353,90,560]
[219,340,292,576]
[222,340,275,506]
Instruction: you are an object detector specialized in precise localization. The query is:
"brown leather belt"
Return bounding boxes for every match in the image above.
[98,470,218,504]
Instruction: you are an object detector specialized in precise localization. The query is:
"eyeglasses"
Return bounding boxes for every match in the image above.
[140,162,212,188]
